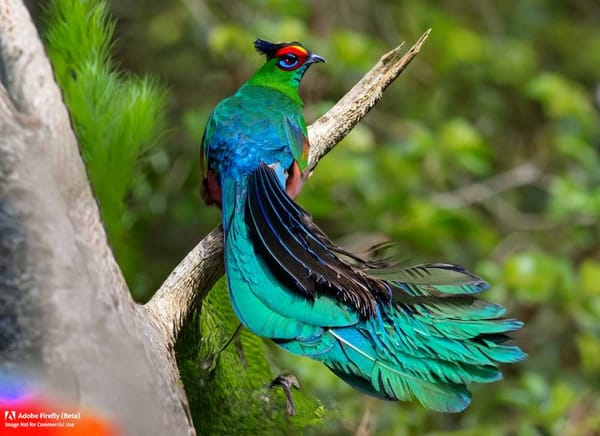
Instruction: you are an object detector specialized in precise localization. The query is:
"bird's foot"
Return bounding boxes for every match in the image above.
[269,373,300,417]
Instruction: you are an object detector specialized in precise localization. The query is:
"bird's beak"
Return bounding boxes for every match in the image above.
[307,52,326,64]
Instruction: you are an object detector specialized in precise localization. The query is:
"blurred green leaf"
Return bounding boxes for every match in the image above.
[579,260,600,297]
[577,334,600,374]
[527,73,595,124]
[503,252,571,303]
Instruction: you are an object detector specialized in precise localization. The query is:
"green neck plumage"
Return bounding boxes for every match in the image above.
[245,59,307,105]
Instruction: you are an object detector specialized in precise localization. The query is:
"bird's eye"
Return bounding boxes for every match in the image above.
[277,54,300,70]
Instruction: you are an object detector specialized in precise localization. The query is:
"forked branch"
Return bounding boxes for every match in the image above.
[145,30,431,347]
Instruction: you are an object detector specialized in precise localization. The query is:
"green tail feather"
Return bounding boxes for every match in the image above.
[278,292,524,413]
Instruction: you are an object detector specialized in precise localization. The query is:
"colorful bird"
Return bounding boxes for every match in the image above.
[200,39,524,412]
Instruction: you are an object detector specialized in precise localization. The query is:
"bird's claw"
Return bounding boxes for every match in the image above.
[269,373,300,417]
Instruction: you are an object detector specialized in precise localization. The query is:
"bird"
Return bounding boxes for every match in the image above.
[200,38,525,413]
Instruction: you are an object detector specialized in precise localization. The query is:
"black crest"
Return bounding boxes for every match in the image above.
[254,38,303,59]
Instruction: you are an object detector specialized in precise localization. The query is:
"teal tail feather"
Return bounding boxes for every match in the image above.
[278,289,524,412]
[228,164,525,412]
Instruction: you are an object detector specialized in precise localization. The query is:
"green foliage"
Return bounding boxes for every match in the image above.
[176,279,325,434]
[43,0,166,287]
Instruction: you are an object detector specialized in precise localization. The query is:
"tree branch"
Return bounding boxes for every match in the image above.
[143,226,225,347]
[145,30,431,347]
[307,29,431,171]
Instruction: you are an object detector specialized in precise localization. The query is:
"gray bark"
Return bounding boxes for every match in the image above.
[0,0,193,433]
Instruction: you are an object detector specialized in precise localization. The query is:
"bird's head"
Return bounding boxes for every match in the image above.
[247,39,325,101]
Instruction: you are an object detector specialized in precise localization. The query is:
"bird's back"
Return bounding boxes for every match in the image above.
[203,84,306,182]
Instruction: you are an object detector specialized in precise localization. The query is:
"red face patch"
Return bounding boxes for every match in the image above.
[274,45,309,59]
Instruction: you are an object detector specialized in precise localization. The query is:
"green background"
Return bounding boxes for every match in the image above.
[41,0,600,434]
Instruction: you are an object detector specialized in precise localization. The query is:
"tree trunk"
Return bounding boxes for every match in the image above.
[0,0,194,432]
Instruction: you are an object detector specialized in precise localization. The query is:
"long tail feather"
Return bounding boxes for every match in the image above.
[244,164,525,411]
